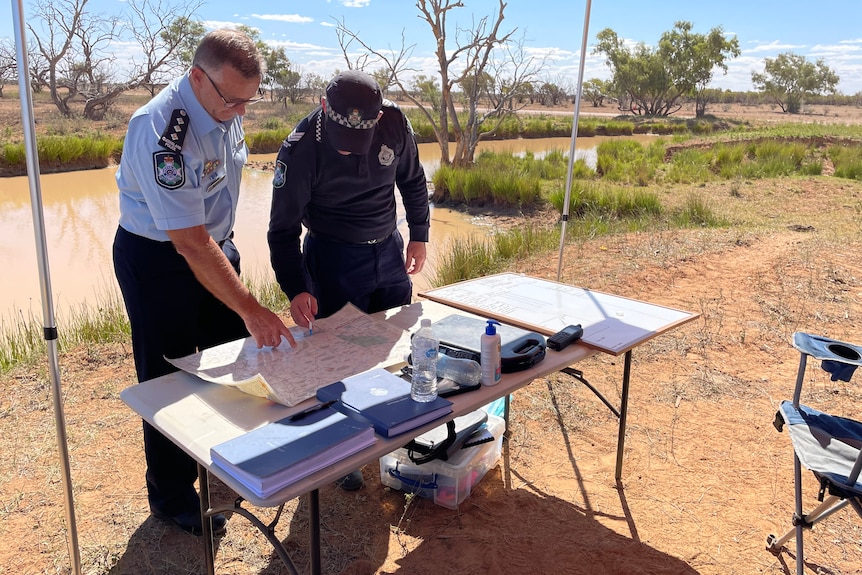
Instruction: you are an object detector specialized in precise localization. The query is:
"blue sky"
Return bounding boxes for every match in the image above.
[4,0,862,94]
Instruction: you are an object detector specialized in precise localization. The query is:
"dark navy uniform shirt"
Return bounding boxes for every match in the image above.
[268,99,430,300]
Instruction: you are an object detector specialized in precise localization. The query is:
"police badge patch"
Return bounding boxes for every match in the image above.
[378,144,395,167]
[273,160,287,188]
[153,151,185,189]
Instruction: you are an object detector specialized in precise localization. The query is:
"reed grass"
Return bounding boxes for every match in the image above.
[0,274,290,375]
[0,289,130,373]
[595,139,665,185]
[829,145,862,180]
[246,129,288,154]
[0,134,122,171]
[430,224,559,288]
[431,150,546,207]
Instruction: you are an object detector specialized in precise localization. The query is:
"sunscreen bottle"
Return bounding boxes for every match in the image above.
[481,319,502,386]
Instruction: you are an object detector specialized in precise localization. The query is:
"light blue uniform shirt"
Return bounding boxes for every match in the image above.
[115,72,247,242]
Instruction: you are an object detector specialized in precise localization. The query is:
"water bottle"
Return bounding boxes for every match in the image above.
[437,354,481,386]
[411,319,439,402]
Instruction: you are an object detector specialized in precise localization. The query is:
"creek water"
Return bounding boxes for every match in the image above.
[0,135,655,318]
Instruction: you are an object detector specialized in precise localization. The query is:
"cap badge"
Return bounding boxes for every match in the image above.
[347,109,362,127]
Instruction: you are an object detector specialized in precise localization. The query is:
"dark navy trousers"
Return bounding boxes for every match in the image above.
[304,230,413,319]
[113,226,248,516]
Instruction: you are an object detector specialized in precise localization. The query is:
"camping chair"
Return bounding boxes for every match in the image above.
[767,332,862,575]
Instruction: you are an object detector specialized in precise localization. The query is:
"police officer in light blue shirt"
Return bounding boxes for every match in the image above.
[112,29,295,537]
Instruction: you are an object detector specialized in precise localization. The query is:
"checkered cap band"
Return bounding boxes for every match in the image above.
[325,106,378,130]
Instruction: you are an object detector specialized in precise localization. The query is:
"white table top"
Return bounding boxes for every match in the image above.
[121,300,596,507]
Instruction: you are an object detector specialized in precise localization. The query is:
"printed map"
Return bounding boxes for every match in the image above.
[166,303,412,406]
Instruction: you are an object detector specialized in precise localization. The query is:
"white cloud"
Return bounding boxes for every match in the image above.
[268,39,333,53]
[201,20,246,31]
[744,40,804,54]
[809,43,862,58]
[250,14,314,24]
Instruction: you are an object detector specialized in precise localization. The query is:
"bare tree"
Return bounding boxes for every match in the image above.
[336,0,546,168]
[28,0,89,116]
[457,34,545,158]
[27,0,200,119]
[0,38,16,98]
[127,0,204,98]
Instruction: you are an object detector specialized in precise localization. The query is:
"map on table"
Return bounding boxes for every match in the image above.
[166,303,411,406]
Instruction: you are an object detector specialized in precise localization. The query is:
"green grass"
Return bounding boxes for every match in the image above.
[0,134,122,171]
[595,139,665,185]
[0,289,130,373]
[829,144,862,180]
[548,181,663,220]
[246,129,289,154]
[431,150,548,207]
[431,224,560,288]
[0,275,290,375]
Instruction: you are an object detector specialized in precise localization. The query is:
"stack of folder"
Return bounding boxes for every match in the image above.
[210,368,453,498]
[210,407,376,498]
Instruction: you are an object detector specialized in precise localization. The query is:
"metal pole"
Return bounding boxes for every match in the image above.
[556,0,593,281]
[11,1,82,573]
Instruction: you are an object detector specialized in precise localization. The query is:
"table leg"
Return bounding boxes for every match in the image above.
[197,462,216,575]
[309,489,321,575]
[615,350,632,481]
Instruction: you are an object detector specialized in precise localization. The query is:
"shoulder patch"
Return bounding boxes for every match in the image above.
[159,109,189,152]
[273,160,287,188]
[153,151,185,189]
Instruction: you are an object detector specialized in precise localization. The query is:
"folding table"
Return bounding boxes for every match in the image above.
[122,283,695,574]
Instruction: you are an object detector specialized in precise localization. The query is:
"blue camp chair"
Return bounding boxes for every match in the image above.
[767,332,862,575]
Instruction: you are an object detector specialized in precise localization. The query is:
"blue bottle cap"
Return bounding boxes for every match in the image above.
[485,319,500,335]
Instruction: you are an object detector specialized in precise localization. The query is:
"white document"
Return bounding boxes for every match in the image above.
[165,303,413,406]
[420,273,698,355]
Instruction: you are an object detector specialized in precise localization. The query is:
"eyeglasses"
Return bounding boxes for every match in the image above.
[196,66,264,108]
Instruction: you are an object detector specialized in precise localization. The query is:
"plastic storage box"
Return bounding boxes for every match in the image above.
[379,413,504,509]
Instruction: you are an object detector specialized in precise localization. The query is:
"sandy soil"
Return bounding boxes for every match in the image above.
[1,96,862,575]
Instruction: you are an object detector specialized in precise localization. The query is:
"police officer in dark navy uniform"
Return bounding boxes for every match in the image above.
[268,69,431,490]
[113,29,295,536]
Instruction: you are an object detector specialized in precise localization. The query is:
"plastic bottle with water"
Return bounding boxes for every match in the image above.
[411,319,439,402]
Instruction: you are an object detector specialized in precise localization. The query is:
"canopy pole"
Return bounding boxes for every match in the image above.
[557,0,593,281]
[11,1,82,573]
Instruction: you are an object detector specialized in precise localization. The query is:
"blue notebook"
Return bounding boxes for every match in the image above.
[316,368,453,438]
[210,407,376,498]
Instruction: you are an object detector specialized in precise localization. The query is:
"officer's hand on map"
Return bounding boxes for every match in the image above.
[244,304,296,349]
[290,292,318,329]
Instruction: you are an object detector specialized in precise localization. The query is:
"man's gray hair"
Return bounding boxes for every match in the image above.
[192,29,266,78]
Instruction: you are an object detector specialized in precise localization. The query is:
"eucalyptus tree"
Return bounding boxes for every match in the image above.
[751,52,839,114]
[594,21,739,117]
[660,21,739,117]
[582,78,612,107]
[159,17,206,78]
